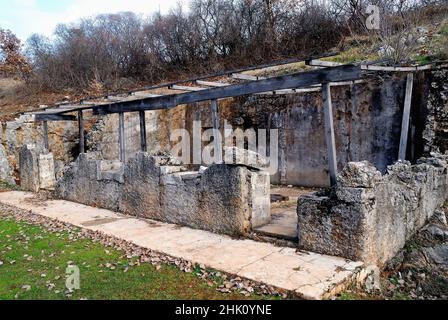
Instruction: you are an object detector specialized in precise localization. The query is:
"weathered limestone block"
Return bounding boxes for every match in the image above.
[96,160,124,183]
[55,154,122,211]
[337,161,382,188]
[120,152,270,236]
[297,195,335,254]
[0,143,14,185]
[335,186,376,203]
[19,145,41,192]
[119,152,163,220]
[423,68,448,154]
[38,153,56,190]
[298,157,448,267]
[335,161,379,203]
[18,145,56,191]
[178,164,253,235]
[56,150,270,236]
[223,146,269,170]
[1,116,78,184]
[251,171,271,228]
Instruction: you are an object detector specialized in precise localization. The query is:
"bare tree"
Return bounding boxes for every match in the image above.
[0,28,32,79]
[22,0,448,90]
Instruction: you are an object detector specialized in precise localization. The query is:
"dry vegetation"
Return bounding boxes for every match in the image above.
[0,0,447,120]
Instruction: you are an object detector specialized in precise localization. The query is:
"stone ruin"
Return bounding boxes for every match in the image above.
[1,66,447,270]
[298,155,448,267]
[19,145,56,192]
[20,146,271,236]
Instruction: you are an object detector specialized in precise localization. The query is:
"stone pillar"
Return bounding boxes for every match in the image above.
[38,153,56,190]
[251,171,271,228]
[19,145,40,192]
[0,143,15,185]
[19,145,56,192]
[297,157,448,267]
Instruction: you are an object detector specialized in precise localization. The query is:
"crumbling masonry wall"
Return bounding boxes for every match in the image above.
[19,145,56,192]
[422,68,448,154]
[2,70,445,189]
[85,73,431,187]
[297,154,448,267]
[86,107,186,161]
[214,73,428,186]
[55,152,270,236]
[1,115,78,185]
[55,153,123,211]
[18,145,40,192]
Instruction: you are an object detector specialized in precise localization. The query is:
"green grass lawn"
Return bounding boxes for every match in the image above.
[0,217,269,300]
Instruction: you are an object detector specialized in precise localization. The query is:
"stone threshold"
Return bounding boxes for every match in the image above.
[0,191,364,300]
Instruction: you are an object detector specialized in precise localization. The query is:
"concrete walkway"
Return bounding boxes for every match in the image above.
[0,191,363,300]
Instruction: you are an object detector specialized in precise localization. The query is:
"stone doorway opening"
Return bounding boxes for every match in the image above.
[253,186,319,243]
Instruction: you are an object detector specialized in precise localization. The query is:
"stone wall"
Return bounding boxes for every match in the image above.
[19,145,40,192]
[0,143,14,184]
[297,154,448,267]
[86,107,186,160]
[422,67,448,154]
[84,73,433,187]
[2,69,445,190]
[55,154,123,211]
[19,145,56,192]
[234,73,433,186]
[1,115,78,185]
[54,151,270,236]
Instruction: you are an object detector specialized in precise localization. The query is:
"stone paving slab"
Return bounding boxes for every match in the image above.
[255,207,298,241]
[0,191,363,300]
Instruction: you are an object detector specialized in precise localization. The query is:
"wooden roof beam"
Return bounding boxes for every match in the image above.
[256,87,321,95]
[196,80,230,87]
[32,106,82,113]
[169,85,206,92]
[34,114,77,121]
[80,100,101,105]
[106,95,132,102]
[91,64,362,115]
[306,59,343,68]
[131,92,162,98]
[20,54,340,117]
[232,73,266,81]
[256,80,365,95]
[361,64,433,72]
[129,54,332,93]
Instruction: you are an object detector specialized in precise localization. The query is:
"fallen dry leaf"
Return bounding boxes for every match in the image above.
[21,285,31,291]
